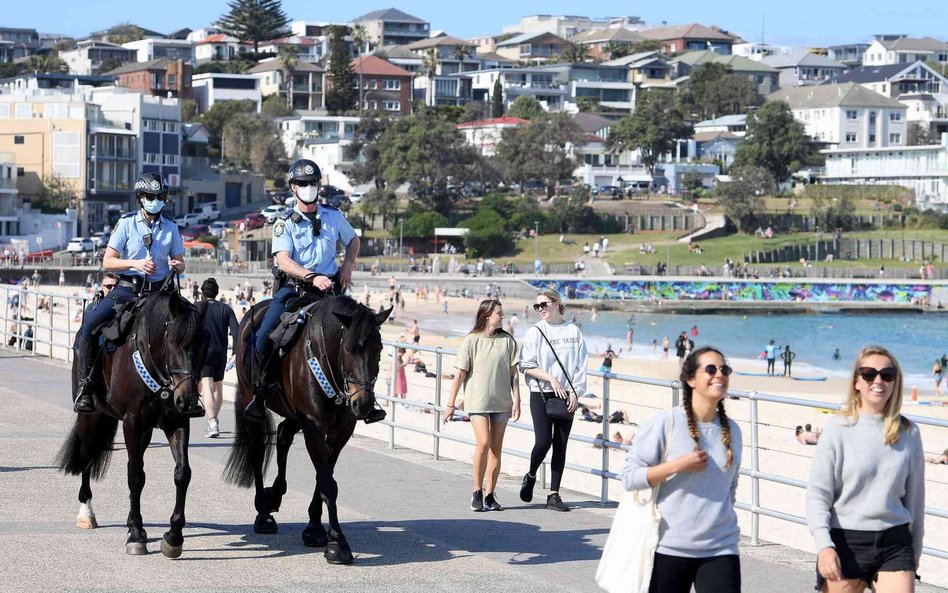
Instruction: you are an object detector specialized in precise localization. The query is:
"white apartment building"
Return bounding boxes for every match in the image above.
[60,40,137,75]
[278,115,361,189]
[768,83,907,149]
[193,34,253,65]
[191,73,261,113]
[822,133,948,211]
[863,37,948,67]
[122,38,194,64]
[456,117,528,157]
[501,14,644,39]
[0,157,77,251]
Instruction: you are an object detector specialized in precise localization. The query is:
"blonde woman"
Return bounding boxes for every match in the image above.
[443,299,521,512]
[807,346,925,593]
[518,288,588,512]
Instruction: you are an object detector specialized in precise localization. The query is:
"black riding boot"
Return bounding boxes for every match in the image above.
[175,392,205,418]
[244,350,270,423]
[73,337,98,414]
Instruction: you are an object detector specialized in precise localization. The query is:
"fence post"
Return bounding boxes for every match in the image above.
[671,380,680,408]
[600,374,611,506]
[433,347,443,460]
[749,392,760,546]
[389,344,398,450]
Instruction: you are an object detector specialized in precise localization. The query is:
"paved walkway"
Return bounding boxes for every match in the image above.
[0,351,943,593]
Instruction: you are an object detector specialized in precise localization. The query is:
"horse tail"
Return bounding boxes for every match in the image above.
[223,408,273,488]
[54,414,119,479]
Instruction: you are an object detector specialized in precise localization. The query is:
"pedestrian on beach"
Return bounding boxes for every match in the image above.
[518,288,588,512]
[806,346,925,593]
[765,340,778,376]
[58,269,65,287]
[442,299,521,512]
[198,278,238,438]
[394,347,409,402]
[782,345,796,377]
[675,332,688,367]
[409,319,421,344]
[599,344,618,375]
[626,316,635,347]
[932,359,943,397]
[662,336,670,361]
[507,312,519,336]
[622,346,742,592]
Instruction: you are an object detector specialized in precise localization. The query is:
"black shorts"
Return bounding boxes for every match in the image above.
[200,349,226,382]
[815,524,916,589]
[412,335,420,343]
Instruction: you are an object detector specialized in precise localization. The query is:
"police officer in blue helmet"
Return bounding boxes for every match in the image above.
[73,172,203,417]
[243,159,362,422]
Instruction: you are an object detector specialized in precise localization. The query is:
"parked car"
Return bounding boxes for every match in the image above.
[238,213,266,230]
[349,191,365,203]
[184,224,209,239]
[191,204,220,223]
[260,204,287,224]
[175,213,203,228]
[208,221,229,237]
[66,237,95,253]
[594,185,622,198]
[91,231,111,249]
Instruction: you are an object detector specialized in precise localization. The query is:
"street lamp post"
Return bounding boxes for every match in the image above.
[534,220,539,262]
[399,218,404,262]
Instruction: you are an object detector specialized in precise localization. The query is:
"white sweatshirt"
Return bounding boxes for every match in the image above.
[518,320,588,395]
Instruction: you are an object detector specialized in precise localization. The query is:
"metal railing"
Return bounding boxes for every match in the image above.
[0,286,88,362]
[379,339,948,562]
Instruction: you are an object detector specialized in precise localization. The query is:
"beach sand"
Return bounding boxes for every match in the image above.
[11,281,948,588]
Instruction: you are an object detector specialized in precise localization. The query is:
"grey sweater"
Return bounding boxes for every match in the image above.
[806,413,926,564]
[622,406,743,558]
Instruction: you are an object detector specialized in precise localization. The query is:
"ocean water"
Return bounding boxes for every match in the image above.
[418,308,946,390]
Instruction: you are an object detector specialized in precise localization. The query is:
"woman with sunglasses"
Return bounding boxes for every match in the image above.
[442,299,521,511]
[807,346,925,593]
[622,347,742,592]
[73,172,191,415]
[518,288,588,512]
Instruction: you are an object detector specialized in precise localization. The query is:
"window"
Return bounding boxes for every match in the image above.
[15,103,32,119]
[845,109,858,120]
[162,122,177,133]
[889,133,901,144]
[16,167,24,177]
[383,79,401,91]
[13,135,24,144]
[383,100,400,111]
[869,134,876,143]
[845,132,857,143]
[889,112,901,122]
[52,131,81,178]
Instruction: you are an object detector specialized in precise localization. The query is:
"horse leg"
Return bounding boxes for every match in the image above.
[302,419,353,549]
[159,420,191,559]
[301,419,352,564]
[123,419,152,555]
[248,419,277,535]
[265,419,299,514]
[77,468,97,529]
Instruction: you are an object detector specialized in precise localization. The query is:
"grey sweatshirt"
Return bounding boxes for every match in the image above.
[622,406,743,558]
[518,320,588,395]
[806,413,926,564]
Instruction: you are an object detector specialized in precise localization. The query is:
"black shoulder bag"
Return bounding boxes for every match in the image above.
[536,328,577,420]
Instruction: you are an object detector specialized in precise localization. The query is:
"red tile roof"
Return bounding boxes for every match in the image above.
[456,117,529,128]
[350,55,413,77]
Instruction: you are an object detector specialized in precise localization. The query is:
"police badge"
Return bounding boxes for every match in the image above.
[274,223,285,237]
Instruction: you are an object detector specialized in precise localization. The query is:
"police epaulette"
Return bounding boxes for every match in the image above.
[322,204,339,210]
[279,210,294,221]
[290,212,303,223]
[120,211,136,219]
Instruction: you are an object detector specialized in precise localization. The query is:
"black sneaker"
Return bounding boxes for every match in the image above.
[546,492,570,512]
[484,493,503,511]
[471,490,485,512]
[519,472,536,503]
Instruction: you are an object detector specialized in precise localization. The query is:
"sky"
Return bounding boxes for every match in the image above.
[5,0,948,48]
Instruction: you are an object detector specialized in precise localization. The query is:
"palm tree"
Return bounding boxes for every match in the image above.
[452,43,472,68]
[422,48,439,107]
[352,24,369,115]
[603,40,631,60]
[26,54,66,74]
[560,42,589,64]
[277,44,298,111]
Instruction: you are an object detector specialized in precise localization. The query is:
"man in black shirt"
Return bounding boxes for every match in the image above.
[198,278,238,437]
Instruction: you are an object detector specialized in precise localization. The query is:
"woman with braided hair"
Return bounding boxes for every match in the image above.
[622,346,743,593]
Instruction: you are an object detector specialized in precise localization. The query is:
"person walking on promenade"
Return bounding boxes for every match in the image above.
[622,347,742,592]
[782,344,796,377]
[518,288,588,512]
[442,299,521,512]
[806,346,925,593]
[764,339,778,376]
[198,278,238,438]
[932,359,943,397]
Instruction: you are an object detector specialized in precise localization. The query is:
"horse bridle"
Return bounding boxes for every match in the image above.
[134,284,199,402]
[308,320,375,407]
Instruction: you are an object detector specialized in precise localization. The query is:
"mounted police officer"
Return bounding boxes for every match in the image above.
[72,172,203,418]
[243,159,362,422]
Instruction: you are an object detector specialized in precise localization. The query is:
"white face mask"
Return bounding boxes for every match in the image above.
[296,185,318,204]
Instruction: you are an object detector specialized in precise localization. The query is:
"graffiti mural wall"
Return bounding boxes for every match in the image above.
[526,279,932,304]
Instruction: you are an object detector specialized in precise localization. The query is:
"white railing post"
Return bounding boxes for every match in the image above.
[600,374,611,505]
[48,294,54,359]
[388,343,398,449]
[433,347,443,460]
[750,392,761,546]
[671,380,680,407]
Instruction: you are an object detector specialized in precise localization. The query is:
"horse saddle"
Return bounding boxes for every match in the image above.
[269,295,323,357]
[101,296,146,346]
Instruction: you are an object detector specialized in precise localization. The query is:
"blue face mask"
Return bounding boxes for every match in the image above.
[142,198,164,214]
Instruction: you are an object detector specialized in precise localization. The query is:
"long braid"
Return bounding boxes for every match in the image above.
[717,400,734,468]
[682,390,701,449]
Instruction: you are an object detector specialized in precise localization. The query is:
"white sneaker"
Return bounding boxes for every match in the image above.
[205,419,220,438]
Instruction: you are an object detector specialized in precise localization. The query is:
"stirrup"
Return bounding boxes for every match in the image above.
[176,396,205,419]
[244,384,269,423]
[73,392,96,414]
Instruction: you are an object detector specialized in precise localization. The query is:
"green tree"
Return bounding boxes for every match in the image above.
[496,112,585,196]
[452,44,473,63]
[682,171,704,194]
[402,211,448,238]
[734,100,811,183]
[216,0,290,53]
[199,99,257,155]
[810,191,857,231]
[629,39,663,54]
[35,175,77,213]
[678,62,761,120]
[490,78,504,118]
[606,89,691,175]
[576,96,601,112]
[347,112,395,193]
[0,63,21,78]
[548,189,619,233]
[559,42,589,64]
[91,23,146,45]
[24,54,66,74]
[714,165,773,231]
[220,113,286,177]
[461,207,513,257]
[180,99,199,122]
[325,25,356,113]
[603,40,631,60]
[262,94,292,117]
[507,95,545,120]
[462,101,489,123]
[277,44,298,110]
[97,56,126,75]
[352,24,369,115]
[422,48,439,106]
[907,121,934,146]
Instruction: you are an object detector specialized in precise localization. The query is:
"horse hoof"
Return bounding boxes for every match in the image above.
[325,541,354,565]
[125,542,148,555]
[253,514,278,534]
[302,525,328,548]
[161,534,183,559]
[76,515,98,529]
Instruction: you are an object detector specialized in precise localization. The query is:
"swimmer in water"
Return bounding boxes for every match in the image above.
[832,348,840,360]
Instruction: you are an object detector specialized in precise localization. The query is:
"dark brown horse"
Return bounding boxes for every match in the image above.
[56,290,208,557]
[225,295,390,564]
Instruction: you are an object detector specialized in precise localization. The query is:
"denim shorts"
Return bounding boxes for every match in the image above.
[815,524,916,589]
[468,411,512,423]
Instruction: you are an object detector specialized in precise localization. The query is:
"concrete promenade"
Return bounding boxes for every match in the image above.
[0,351,943,593]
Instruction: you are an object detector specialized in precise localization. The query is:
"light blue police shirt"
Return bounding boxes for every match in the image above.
[271,204,356,275]
[107,210,184,282]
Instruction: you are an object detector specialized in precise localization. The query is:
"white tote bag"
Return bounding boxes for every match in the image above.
[595,413,674,593]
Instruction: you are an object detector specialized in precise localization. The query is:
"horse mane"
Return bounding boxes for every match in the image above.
[323,295,379,350]
[141,292,205,346]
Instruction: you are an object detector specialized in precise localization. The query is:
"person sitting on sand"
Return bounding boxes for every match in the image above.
[795,425,819,445]
[926,448,948,465]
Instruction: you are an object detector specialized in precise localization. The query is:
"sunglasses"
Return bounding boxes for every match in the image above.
[139,192,168,201]
[294,180,319,187]
[857,367,898,383]
[102,283,117,289]
[702,364,733,377]
[533,301,556,312]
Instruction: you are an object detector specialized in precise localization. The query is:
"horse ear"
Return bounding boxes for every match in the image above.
[333,311,354,328]
[375,306,393,325]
